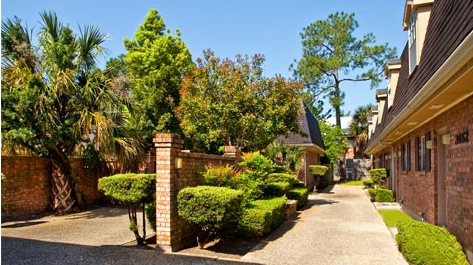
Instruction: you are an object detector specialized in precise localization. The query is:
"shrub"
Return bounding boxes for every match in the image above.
[177,186,243,248]
[367,188,378,201]
[375,188,395,202]
[309,165,328,177]
[98,173,155,245]
[203,164,239,188]
[286,186,309,208]
[265,173,297,185]
[235,173,265,204]
[396,219,469,265]
[369,168,387,186]
[292,182,305,188]
[145,200,156,232]
[362,179,374,188]
[237,196,286,238]
[264,182,291,197]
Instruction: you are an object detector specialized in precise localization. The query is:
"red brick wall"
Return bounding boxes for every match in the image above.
[388,96,473,255]
[2,156,108,216]
[1,157,51,215]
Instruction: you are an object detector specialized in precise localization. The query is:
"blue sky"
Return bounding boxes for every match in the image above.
[2,0,407,116]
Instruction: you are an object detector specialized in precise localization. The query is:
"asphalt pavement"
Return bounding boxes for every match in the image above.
[1,185,407,265]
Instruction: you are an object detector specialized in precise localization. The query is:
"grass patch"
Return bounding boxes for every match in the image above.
[339,180,364,186]
[377,209,411,227]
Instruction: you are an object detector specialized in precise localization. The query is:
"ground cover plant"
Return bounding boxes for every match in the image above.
[396,219,468,265]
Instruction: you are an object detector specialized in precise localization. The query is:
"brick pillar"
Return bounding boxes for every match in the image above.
[223,146,242,163]
[153,133,183,252]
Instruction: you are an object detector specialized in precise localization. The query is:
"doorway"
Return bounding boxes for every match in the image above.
[436,133,448,226]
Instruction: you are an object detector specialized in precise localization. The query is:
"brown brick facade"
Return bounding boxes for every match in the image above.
[1,156,108,216]
[373,96,473,256]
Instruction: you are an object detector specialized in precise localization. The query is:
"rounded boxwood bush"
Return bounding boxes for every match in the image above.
[177,185,243,247]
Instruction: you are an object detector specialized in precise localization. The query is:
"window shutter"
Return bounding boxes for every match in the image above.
[415,137,420,171]
[426,132,431,172]
[407,141,411,171]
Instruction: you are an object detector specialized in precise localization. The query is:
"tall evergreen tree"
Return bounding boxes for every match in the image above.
[124,9,194,151]
[292,12,396,128]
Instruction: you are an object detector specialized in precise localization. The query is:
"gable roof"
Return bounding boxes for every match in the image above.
[366,0,473,153]
[278,102,325,153]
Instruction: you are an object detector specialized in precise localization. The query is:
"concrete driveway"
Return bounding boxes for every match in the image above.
[2,185,408,265]
[1,207,254,265]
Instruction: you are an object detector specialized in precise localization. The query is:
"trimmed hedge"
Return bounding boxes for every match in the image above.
[177,186,243,246]
[98,173,155,203]
[237,196,286,238]
[286,186,309,208]
[362,179,374,188]
[309,165,328,176]
[264,182,291,197]
[265,173,297,185]
[396,219,469,265]
[375,188,395,202]
[369,168,387,186]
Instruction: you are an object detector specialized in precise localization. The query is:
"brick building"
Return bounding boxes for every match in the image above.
[365,0,473,262]
[278,102,325,191]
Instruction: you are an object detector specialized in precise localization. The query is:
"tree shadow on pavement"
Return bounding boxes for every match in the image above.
[2,236,259,265]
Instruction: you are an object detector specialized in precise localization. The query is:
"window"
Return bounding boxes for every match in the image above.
[408,10,417,73]
[416,136,426,171]
[402,141,411,171]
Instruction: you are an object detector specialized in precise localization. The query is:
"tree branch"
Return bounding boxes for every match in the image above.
[339,77,370,83]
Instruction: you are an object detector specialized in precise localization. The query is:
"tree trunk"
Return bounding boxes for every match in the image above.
[51,161,76,214]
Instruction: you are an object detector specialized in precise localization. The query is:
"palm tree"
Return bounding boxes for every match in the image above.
[349,104,372,158]
[2,12,140,213]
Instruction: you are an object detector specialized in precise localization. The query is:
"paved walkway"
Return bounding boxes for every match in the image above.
[2,185,408,265]
[241,185,408,265]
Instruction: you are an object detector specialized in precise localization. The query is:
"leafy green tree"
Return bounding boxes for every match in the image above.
[319,120,348,164]
[124,9,194,151]
[349,104,372,158]
[292,12,396,128]
[177,49,303,152]
[1,12,133,213]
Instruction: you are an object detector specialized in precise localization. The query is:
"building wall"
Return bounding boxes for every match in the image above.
[377,96,473,257]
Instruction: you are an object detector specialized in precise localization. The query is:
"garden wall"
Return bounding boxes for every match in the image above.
[153,133,238,252]
[1,156,107,217]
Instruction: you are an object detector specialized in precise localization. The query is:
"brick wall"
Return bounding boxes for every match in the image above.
[1,156,108,216]
[153,133,237,252]
[1,157,51,215]
[390,96,473,256]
